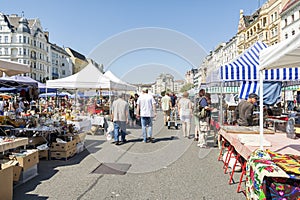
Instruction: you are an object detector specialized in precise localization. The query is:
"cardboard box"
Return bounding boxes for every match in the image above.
[0,165,13,200]
[38,150,49,160]
[50,140,76,151]
[76,142,85,154]
[50,147,76,160]
[10,150,39,171]
[1,160,22,182]
[74,132,87,143]
[18,164,38,183]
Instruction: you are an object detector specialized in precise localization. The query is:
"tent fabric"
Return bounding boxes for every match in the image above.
[104,70,136,91]
[220,41,300,81]
[259,33,300,70]
[0,59,30,76]
[239,81,282,105]
[46,63,123,90]
[0,76,38,88]
[220,41,267,81]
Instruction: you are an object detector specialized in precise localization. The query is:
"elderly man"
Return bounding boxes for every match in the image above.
[111,94,129,145]
[235,93,259,126]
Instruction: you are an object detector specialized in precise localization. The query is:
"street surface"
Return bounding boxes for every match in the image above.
[14,112,245,200]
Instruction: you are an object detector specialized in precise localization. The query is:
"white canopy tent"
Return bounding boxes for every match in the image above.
[46,63,123,90]
[104,70,136,91]
[258,33,300,149]
[260,34,300,70]
[0,59,30,76]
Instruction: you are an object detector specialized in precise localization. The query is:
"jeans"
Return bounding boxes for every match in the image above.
[113,122,126,142]
[141,117,153,141]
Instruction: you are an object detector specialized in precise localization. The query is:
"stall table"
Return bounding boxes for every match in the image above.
[0,138,28,152]
[218,125,300,194]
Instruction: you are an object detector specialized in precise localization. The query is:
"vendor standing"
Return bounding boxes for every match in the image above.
[235,93,259,126]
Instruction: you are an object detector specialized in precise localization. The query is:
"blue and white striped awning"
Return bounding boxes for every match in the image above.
[220,41,300,81]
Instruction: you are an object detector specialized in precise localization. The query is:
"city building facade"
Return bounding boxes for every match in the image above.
[65,47,88,74]
[50,43,73,79]
[0,13,51,81]
[280,0,300,41]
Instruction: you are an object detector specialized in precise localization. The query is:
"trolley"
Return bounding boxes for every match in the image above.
[167,107,179,129]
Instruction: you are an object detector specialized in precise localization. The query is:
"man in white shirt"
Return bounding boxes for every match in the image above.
[136,88,156,143]
[161,92,172,126]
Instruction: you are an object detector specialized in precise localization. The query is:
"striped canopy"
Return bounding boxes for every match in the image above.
[219,41,300,100]
[220,41,300,81]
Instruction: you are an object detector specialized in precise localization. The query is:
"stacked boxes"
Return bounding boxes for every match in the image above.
[9,149,39,184]
[50,139,77,160]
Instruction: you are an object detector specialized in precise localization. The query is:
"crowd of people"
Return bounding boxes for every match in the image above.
[110,88,214,148]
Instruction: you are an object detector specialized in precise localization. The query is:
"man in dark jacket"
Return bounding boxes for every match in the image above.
[235,93,259,126]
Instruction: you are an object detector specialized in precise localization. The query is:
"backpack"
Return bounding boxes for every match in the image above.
[193,97,207,119]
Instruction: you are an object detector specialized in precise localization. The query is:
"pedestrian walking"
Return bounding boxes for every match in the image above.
[178,91,192,138]
[193,89,204,141]
[136,88,156,143]
[161,92,172,126]
[197,90,212,148]
[111,94,129,145]
[128,95,136,126]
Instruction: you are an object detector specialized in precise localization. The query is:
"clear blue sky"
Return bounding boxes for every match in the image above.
[1,0,266,83]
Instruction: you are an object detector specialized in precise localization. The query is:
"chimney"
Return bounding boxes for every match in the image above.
[44,31,49,41]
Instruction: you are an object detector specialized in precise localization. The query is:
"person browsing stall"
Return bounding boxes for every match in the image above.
[235,93,259,126]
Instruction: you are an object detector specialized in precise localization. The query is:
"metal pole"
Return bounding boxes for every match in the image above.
[259,70,264,150]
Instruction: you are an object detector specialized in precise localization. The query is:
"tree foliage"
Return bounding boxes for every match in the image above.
[180,83,194,92]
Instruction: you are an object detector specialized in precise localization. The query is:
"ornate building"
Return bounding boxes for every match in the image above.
[0,13,51,81]
[237,0,289,53]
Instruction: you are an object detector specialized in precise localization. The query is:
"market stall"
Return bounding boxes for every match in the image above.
[218,125,300,196]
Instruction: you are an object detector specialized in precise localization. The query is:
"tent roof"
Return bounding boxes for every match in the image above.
[0,59,30,76]
[104,70,136,91]
[46,63,123,90]
[0,76,38,88]
[259,33,300,70]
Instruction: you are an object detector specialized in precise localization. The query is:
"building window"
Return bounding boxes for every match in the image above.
[62,70,65,75]
[292,14,295,22]
[292,30,295,35]
[19,36,22,43]
[285,18,288,27]
[34,40,36,46]
[271,14,274,22]
[23,36,26,43]
[274,12,277,20]
[263,17,267,27]
[4,36,8,43]
[19,48,22,55]
[4,48,8,55]
[285,33,288,39]
[23,48,26,55]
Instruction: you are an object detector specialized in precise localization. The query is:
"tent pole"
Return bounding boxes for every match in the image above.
[259,70,264,150]
[220,81,224,126]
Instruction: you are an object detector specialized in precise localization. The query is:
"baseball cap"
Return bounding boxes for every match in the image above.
[248,93,259,100]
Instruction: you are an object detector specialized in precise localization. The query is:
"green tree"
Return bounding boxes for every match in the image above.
[180,83,194,92]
